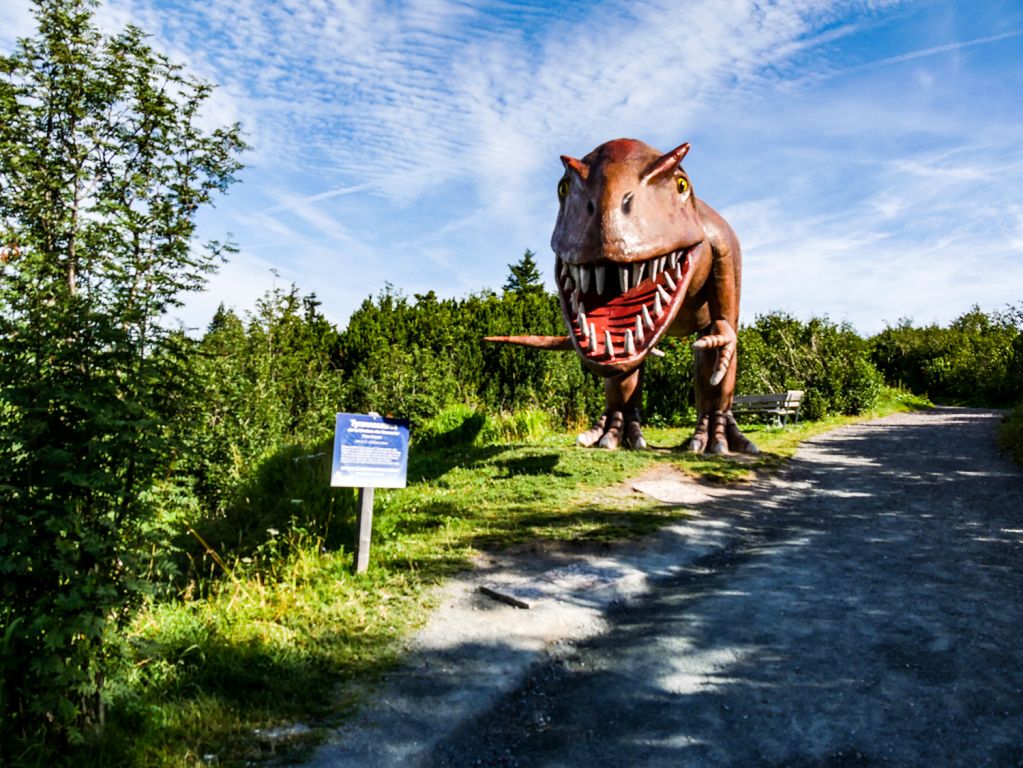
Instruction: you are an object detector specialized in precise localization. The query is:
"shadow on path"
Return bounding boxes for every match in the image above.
[423,407,1023,767]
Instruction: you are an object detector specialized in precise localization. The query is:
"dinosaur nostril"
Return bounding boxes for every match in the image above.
[622,192,633,214]
[586,200,595,216]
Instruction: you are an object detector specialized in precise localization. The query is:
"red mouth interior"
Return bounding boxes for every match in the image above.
[557,248,693,363]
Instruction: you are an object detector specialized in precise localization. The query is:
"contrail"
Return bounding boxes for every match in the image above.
[799,29,1023,84]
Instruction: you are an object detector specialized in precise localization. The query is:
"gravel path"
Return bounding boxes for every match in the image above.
[305,407,1023,767]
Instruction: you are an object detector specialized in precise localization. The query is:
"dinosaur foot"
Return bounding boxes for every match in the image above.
[686,411,759,455]
[576,408,647,450]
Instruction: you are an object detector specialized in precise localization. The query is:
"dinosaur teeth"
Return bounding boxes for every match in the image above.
[641,304,654,331]
[650,347,665,358]
[562,251,693,362]
[579,265,591,293]
[632,261,645,287]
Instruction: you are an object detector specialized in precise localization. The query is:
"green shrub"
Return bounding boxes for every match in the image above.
[999,402,1023,466]
[737,312,883,420]
[643,337,696,426]
[870,306,1021,407]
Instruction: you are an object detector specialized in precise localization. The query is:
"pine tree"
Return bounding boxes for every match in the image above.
[503,248,544,295]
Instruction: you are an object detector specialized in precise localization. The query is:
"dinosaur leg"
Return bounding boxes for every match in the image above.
[686,329,759,455]
[725,411,759,454]
[576,365,647,450]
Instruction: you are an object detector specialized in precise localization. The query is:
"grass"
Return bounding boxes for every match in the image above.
[84,387,930,767]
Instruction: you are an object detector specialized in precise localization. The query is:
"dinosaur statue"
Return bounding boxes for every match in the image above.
[487,138,758,455]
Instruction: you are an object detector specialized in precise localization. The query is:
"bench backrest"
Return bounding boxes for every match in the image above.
[733,390,803,409]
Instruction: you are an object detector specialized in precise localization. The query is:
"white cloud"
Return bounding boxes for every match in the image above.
[0,1,34,49]
[5,0,1023,335]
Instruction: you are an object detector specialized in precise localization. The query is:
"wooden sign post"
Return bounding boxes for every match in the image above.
[355,487,375,574]
[330,413,410,573]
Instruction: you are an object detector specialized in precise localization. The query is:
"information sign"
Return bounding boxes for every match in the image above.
[330,413,410,489]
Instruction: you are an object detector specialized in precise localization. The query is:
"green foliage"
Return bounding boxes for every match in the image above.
[415,404,557,448]
[503,248,544,295]
[177,288,346,518]
[642,337,696,426]
[339,284,601,427]
[999,402,1023,466]
[870,305,1022,406]
[737,312,884,420]
[192,441,357,564]
[0,0,244,748]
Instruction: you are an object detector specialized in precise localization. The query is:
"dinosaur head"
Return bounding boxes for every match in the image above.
[551,138,705,376]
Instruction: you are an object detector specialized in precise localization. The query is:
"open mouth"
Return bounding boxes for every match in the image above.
[556,246,694,364]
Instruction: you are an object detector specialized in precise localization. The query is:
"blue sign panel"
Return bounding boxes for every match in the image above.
[331,413,410,489]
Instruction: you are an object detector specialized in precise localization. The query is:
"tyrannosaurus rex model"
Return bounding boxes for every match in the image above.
[488,138,758,455]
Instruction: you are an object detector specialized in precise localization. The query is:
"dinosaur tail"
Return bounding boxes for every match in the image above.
[483,335,573,350]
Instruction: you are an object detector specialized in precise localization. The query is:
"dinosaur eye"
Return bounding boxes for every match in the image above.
[676,176,689,194]
[558,177,569,200]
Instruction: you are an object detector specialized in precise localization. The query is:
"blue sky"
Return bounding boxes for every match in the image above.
[2,0,1021,334]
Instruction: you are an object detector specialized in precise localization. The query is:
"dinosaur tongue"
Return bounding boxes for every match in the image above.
[557,248,693,364]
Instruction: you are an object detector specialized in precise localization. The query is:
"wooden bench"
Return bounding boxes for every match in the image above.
[732,390,804,426]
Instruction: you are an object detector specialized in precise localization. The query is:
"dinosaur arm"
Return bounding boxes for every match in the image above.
[692,319,736,386]
[691,201,742,387]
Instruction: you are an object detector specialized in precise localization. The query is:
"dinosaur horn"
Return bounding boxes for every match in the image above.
[560,155,589,180]
[641,142,691,184]
[484,335,574,350]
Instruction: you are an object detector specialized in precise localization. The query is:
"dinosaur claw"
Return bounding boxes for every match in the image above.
[710,440,729,455]
[709,369,725,386]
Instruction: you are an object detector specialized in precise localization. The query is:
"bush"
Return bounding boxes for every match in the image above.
[870,306,1022,407]
[738,312,883,420]
[999,402,1023,466]
[642,337,696,426]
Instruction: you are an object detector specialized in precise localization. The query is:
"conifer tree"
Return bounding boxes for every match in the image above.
[503,248,544,295]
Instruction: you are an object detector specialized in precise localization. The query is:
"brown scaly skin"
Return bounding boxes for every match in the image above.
[488,138,757,455]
